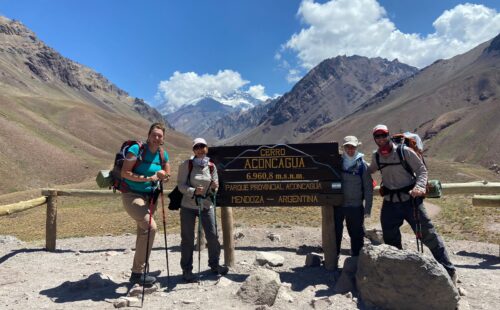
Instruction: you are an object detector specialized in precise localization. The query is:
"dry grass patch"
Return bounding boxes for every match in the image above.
[1,193,498,244]
[436,195,500,244]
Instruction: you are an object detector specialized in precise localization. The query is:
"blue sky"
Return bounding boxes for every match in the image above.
[1,0,499,112]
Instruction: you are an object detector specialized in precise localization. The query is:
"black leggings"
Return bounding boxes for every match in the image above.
[334,206,365,256]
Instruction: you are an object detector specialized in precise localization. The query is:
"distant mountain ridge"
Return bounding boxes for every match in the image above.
[159,90,264,114]
[0,16,190,194]
[225,55,418,145]
[307,33,500,167]
[200,97,279,143]
[163,91,265,138]
[165,97,237,137]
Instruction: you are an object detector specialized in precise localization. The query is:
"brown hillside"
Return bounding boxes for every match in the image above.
[306,34,500,167]
[0,16,191,194]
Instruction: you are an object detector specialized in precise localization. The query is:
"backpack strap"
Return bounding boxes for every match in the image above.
[158,146,166,170]
[375,146,413,175]
[117,141,146,193]
[188,159,215,183]
[377,145,417,202]
[187,159,193,186]
[131,142,146,171]
[375,151,381,170]
[358,158,365,200]
[357,158,364,176]
[396,144,415,177]
[208,160,215,177]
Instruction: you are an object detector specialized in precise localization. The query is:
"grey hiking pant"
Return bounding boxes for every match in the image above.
[180,207,221,272]
[381,197,455,275]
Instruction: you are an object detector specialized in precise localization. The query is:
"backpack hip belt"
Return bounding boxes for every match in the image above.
[381,183,415,202]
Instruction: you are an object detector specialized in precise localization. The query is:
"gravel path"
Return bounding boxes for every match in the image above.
[0,226,498,309]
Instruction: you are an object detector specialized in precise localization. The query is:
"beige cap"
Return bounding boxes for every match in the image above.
[192,137,207,147]
[343,136,361,147]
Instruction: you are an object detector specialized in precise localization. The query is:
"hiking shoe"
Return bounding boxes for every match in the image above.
[182,270,197,282]
[210,265,229,275]
[129,272,156,286]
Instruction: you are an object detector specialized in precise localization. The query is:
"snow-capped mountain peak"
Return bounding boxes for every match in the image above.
[159,90,264,114]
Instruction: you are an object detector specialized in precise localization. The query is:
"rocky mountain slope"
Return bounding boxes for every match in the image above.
[225,56,418,145]
[307,33,500,167]
[0,16,190,194]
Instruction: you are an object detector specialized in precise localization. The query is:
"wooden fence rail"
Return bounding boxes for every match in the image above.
[441,181,500,195]
[472,195,500,207]
[41,189,123,197]
[0,197,47,216]
[0,182,499,267]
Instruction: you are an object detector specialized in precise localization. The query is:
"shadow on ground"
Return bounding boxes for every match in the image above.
[280,265,335,297]
[39,274,132,303]
[454,250,500,270]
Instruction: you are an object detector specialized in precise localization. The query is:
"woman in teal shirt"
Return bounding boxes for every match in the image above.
[121,122,171,285]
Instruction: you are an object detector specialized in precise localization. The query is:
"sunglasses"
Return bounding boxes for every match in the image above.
[193,144,207,150]
[373,133,389,139]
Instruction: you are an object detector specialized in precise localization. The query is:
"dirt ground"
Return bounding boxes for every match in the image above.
[0,224,499,310]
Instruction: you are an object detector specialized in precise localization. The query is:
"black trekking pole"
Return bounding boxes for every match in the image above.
[195,194,203,284]
[212,189,218,239]
[141,184,156,307]
[411,197,424,253]
[159,182,170,287]
[205,181,218,239]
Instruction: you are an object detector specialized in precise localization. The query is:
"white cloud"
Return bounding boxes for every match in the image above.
[247,85,270,101]
[283,0,500,74]
[286,69,302,83]
[156,70,246,112]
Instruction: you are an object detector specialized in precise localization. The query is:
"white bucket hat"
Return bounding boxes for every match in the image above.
[343,136,361,147]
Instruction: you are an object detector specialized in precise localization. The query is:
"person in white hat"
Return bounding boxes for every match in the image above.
[177,137,228,282]
[335,136,373,259]
[368,124,456,283]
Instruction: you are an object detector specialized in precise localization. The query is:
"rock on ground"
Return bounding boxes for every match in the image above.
[356,244,459,310]
[237,268,282,306]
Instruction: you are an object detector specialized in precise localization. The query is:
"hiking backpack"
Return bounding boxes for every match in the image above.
[168,159,215,210]
[111,140,165,192]
[375,132,441,198]
[375,132,424,176]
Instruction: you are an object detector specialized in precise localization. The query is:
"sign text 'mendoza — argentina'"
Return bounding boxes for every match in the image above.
[208,143,343,207]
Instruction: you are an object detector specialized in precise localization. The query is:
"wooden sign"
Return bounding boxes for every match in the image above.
[208,143,343,207]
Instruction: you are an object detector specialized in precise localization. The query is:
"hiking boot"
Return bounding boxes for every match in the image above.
[210,265,229,275]
[182,270,197,282]
[129,272,156,286]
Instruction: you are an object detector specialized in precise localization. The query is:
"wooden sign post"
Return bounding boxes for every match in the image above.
[209,143,343,270]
